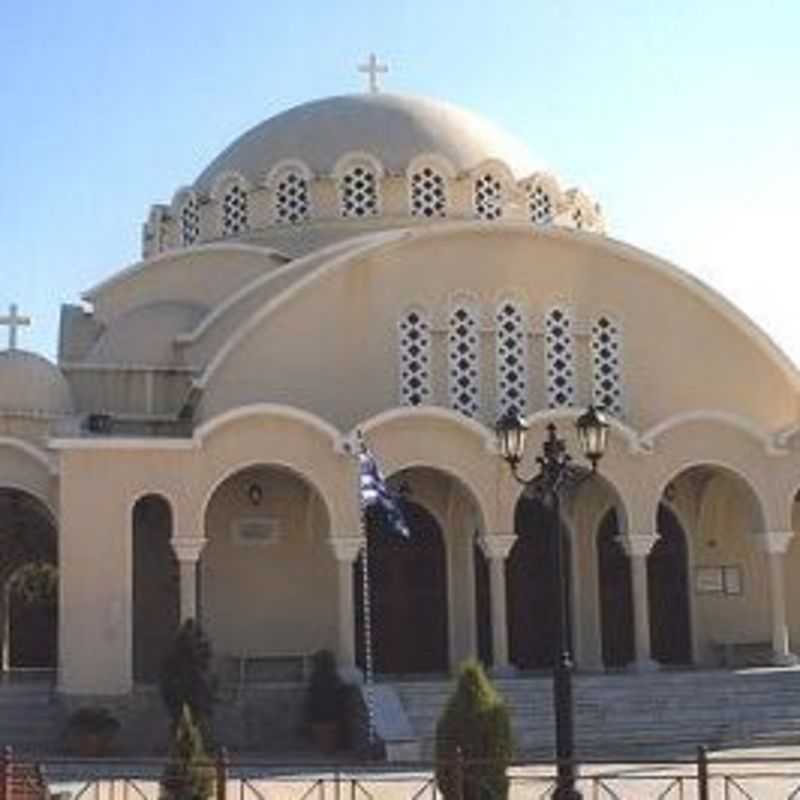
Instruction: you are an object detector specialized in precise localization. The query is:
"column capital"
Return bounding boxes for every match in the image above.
[755,531,795,555]
[172,537,207,563]
[328,536,365,563]
[618,532,660,558]
[478,533,517,561]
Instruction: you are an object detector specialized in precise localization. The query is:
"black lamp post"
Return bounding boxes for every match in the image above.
[495,406,609,800]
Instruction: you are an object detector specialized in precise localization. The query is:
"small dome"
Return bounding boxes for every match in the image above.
[0,350,73,415]
[88,302,208,366]
[195,94,539,191]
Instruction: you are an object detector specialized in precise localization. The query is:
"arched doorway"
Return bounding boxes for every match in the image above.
[355,499,449,674]
[0,489,57,676]
[596,509,634,668]
[649,504,692,665]
[507,494,572,670]
[132,495,179,683]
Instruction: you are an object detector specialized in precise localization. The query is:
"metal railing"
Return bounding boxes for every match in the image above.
[7,746,800,800]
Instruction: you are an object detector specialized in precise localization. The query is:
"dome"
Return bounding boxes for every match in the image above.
[194,94,540,191]
[88,302,208,366]
[0,350,73,415]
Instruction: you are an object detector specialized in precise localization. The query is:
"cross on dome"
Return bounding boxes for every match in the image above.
[358,53,388,94]
[0,304,30,350]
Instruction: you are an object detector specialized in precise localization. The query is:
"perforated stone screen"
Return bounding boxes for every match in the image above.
[410,167,447,218]
[526,184,553,225]
[591,316,623,417]
[448,305,481,418]
[340,165,379,218]
[496,301,528,418]
[180,197,200,246]
[474,174,503,221]
[545,307,575,408]
[274,172,310,224]
[222,184,248,235]
[398,309,432,406]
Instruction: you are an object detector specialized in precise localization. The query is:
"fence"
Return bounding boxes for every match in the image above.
[8,746,800,799]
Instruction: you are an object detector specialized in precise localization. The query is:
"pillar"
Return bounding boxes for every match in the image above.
[172,538,206,624]
[618,532,660,672]
[478,533,517,675]
[756,531,797,666]
[329,536,365,682]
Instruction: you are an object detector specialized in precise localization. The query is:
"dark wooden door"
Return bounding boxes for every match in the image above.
[597,509,634,668]
[507,495,572,670]
[355,500,448,674]
[649,505,692,665]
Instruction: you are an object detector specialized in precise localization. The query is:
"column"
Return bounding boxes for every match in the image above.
[329,536,365,683]
[172,538,207,624]
[618,532,660,672]
[756,531,797,666]
[478,533,517,675]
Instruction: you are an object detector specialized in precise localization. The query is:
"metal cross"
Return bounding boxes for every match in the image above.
[0,304,30,350]
[358,53,388,94]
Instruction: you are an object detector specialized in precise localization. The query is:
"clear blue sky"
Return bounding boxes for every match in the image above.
[1,1,798,364]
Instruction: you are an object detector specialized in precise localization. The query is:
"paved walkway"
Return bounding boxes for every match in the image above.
[42,745,800,800]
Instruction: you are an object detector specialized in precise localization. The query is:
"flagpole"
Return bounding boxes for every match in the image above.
[355,434,377,750]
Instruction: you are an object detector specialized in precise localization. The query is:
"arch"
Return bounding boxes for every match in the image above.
[0,487,58,677]
[591,313,624,417]
[519,171,563,225]
[201,462,334,665]
[495,296,529,418]
[265,160,312,225]
[334,154,383,219]
[447,299,481,418]
[171,188,201,247]
[132,493,178,683]
[355,498,449,674]
[397,305,432,407]
[407,157,451,219]
[0,437,57,476]
[544,303,576,409]
[185,222,800,397]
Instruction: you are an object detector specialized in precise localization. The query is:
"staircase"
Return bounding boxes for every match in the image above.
[0,684,64,755]
[393,667,800,759]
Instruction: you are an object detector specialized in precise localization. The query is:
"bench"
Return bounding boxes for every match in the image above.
[712,641,773,668]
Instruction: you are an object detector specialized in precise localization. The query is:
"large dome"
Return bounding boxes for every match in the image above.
[194,93,540,191]
[0,350,73,415]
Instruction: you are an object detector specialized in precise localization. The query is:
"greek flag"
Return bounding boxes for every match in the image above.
[358,443,410,539]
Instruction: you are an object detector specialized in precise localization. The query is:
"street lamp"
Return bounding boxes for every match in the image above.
[495,406,609,800]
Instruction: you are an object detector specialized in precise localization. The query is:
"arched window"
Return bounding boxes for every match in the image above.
[525,183,553,225]
[572,207,585,230]
[222,183,248,235]
[474,173,503,221]
[398,308,432,406]
[544,306,575,409]
[179,195,200,246]
[410,166,447,218]
[495,300,528,418]
[339,162,379,218]
[272,169,310,224]
[591,315,623,416]
[448,304,481,418]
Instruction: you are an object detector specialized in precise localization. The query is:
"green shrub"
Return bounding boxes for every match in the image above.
[435,661,513,800]
[160,620,216,744]
[160,705,215,800]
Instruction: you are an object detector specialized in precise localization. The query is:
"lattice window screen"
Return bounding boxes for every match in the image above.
[410,167,447,218]
[180,197,200,246]
[340,164,379,218]
[448,305,481,418]
[274,171,310,224]
[526,183,553,225]
[495,301,528,418]
[222,184,248,235]
[398,309,432,407]
[474,174,503,221]
[545,307,576,408]
[591,316,623,416]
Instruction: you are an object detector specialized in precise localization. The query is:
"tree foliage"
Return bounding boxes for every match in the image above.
[160,620,216,743]
[435,661,513,800]
[160,705,215,800]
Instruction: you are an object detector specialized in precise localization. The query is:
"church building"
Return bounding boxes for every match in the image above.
[3,68,800,738]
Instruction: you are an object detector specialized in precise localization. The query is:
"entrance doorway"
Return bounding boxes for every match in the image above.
[596,509,634,668]
[649,504,692,665]
[355,500,449,674]
[507,495,572,670]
